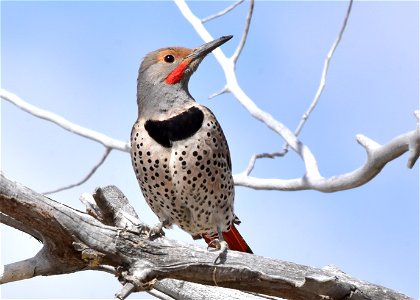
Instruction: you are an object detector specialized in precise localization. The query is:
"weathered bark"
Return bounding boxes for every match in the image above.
[0,174,413,300]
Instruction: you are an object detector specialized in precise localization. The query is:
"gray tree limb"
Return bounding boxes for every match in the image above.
[235,127,420,191]
[0,174,413,300]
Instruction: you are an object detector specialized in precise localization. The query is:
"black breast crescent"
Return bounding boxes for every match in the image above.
[144,106,204,148]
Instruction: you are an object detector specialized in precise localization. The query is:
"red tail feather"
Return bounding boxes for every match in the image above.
[203,224,253,254]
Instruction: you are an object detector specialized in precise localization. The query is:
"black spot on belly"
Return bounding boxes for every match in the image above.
[144,106,204,148]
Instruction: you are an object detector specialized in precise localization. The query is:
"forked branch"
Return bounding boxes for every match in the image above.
[234,125,419,191]
[175,0,419,190]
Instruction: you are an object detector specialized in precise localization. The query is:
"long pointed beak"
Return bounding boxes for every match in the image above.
[165,35,233,84]
[187,35,233,61]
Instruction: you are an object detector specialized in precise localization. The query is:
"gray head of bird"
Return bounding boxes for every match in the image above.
[136,35,233,118]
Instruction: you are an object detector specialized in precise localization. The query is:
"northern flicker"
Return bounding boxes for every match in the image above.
[131,35,252,254]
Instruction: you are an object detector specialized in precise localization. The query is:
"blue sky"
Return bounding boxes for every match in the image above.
[1,1,419,299]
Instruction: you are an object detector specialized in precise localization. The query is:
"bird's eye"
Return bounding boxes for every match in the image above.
[164,55,175,63]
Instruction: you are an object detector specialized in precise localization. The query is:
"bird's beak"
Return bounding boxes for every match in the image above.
[186,35,233,62]
[165,36,233,85]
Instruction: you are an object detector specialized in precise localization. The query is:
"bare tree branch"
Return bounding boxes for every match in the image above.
[0,212,42,241]
[175,0,418,191]
[1,1,417,196]
[174,0,322,180]
[208,85,229,99]
[241,150,288,177]
[232,0,254,64]
[153,279,285,300]
[293,0,353,138]
[0,0,419,195]
[147,288,175,300]
[201,0,245,23]
[407,110,420,168]
[43,147,112,195]
[2,2,417,298]
[225,0,353,173]
[1,87,417,194]
[1,88,127,196]
[0,174,413,300]
[0,247,81,284]
[0,89,130,152]
[234,127,419,191]
[115,282,137,300]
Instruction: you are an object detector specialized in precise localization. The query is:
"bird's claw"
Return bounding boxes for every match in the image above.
[207,239,228,253]
[207,239,228,264]
[148,223,165,239]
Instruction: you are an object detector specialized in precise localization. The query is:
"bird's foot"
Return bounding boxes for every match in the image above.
[207,239,228,264]
[207,239,228,252]
[148,222,166,239]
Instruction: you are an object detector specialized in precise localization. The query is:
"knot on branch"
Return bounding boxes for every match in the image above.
[73,242,106,268]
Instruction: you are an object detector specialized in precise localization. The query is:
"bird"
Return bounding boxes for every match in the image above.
[130,35,252,254]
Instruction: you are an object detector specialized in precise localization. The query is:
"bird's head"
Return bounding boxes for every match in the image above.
[136,36,232,117]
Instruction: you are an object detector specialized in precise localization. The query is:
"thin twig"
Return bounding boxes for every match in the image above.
[201,0,245,23]
[293,0,353,138]
[1,89,130,152]
[243,0,353,174]
[208,85,229,100]
[242,150,288,177]
[43,147,112,195]
[232,0,254,64]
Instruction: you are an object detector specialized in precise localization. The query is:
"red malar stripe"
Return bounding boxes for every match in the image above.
[165,61,188,84]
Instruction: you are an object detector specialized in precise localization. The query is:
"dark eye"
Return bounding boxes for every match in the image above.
[164,55,175,63]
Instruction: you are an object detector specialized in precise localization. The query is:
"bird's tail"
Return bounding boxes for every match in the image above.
[203,224,253,254]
